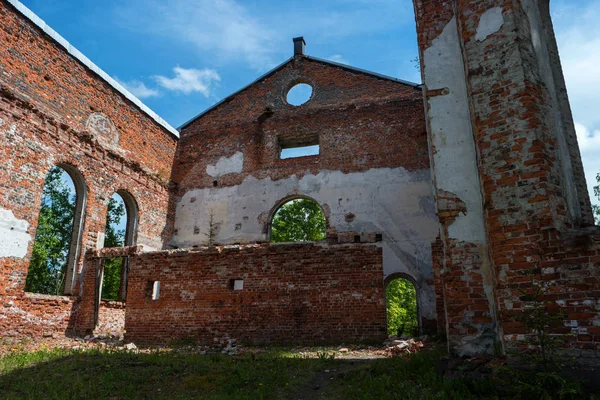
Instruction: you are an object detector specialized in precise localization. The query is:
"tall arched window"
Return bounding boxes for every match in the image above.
[101,191,138,301]
[25,164,87,295]
[269,197,326,243]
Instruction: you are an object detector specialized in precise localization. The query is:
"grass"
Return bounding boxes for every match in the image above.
[0,346,497,399]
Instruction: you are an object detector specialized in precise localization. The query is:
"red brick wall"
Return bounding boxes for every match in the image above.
[0,293,79,338]
[124,244,387,345]
[0,1,176,338]
[95,301,125,337]
[173,57,427,196]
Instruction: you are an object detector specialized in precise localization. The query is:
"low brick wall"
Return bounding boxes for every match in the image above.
[124,243,386,345]
[95,301,126,337]
[0,293,79,338]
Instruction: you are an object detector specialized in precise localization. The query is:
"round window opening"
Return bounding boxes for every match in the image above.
[286,83,313,106]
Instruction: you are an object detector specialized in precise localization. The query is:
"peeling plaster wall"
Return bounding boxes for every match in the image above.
[174,55,439,328]
[420,12,497,355]
[206,152,244,178]
[475,7,504,42]
[0,208,31,258]
[173,167,439,321]
[423,17,486,244]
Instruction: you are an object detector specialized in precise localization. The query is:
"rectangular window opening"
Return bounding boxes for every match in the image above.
[101,257,125,302]
[278,134,320,159]
[152,281,160,300]
[146,280,160,300]
[230,279,244,291]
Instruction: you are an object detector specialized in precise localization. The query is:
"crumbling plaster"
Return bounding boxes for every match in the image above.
[172,166,439,321]
[0,208,31,258]
[423,17,486,244]
[206,151,244,178]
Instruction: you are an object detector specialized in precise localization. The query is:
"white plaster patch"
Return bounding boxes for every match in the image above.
[206,151,244,178]
[173,167,439,319]
[423,17,487,243]
[0,208,31,258]
[475,7,504,42]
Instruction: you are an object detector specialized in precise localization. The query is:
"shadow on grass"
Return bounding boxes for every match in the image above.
[0,347,497,400]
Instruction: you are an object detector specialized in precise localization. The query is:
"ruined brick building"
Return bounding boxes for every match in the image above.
[0,0,598,363]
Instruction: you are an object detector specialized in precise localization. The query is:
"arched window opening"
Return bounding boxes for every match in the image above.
[25,165,86,296]
[100,192,137,302]
[270,197,326,243]
[385,277,418,337]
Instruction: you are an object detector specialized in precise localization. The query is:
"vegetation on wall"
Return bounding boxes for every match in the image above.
[25,167,75,295]
[270,199,326,243]
[385,278,418,337]
[101,196,126,301]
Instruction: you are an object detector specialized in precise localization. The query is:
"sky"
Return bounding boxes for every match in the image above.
[21,0,600,213]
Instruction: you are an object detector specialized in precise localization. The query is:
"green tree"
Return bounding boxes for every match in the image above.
[25,167,76,295]
[593,172,599,224]
[101,196,126,301]
[386,278,418,337]
[270,199,326,242]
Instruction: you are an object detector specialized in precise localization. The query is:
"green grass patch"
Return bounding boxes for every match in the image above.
[0,346,501,399]
[322,347,497,399]
[0,347,338,399]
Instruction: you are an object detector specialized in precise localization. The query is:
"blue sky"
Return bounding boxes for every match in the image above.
[22,0,600,210]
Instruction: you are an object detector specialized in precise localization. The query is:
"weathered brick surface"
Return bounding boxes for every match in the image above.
[0,0,176,338]
[173,57,427,196]
[417,0,598,360]
[0,293,78,338]
[455,0,598,361]
[0,0,597,363]
[124,244,387,345]
[95,301,125,337]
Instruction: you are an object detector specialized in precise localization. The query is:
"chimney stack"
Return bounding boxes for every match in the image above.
[293,37,306,56]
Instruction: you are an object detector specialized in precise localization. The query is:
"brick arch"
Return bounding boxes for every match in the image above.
[384,272,422,335]
[114,189,139,247]
[265,194,328,241]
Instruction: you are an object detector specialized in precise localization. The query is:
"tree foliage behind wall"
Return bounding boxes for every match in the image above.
[25,167,75,295]
[271,199,326,242]
[101,196,126,301]
[386,278,418,337]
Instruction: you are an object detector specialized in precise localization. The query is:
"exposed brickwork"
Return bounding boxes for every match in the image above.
[417,0,598,360]
[169,50,438,335]
[172,56,427,196]
[124,244,386,345]
[0,0,597,365]
[95,301,125,337]
[0,0,176,338]
[454,0,598,360]
[0,293,78,338]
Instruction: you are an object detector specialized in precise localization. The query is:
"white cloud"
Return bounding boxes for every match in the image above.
[328,54,349,64]
[114,0,415,71]
[575,123,600,154]
[154,67,220,96]
[115,0,276,70]
[115,78,160,99]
